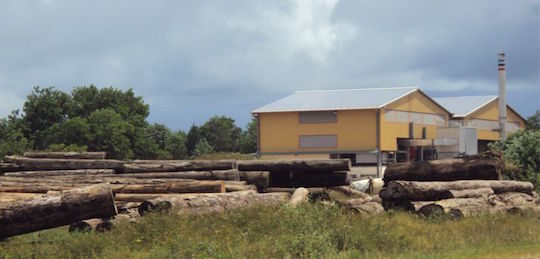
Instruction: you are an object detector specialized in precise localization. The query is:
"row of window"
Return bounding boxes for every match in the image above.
[384,110,446,126]
[454,119,521,132]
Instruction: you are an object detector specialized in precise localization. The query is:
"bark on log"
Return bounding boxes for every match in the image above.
[265,187,325,194]
[383,158,502,182]
[4,156,124,170]
[418,192,536,218]
[288,187,309,207]
[0,183,117,239]
[121,160,235,173]
[442,188,494,199]
[379,180,533,201]
[0,163,21,173]
[106,170,239,180]
[237,159,351,172]
[138,190,290,215]
[23,152,107,160]
[269,171,349,188]
[238,171,270,190]
[225,182,257,192]
[350,202,384,216]
[4,169,116,177]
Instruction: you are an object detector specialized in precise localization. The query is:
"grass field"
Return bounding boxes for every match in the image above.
[1,203,539,259]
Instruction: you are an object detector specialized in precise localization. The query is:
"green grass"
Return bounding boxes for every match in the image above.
[1,203,539,258]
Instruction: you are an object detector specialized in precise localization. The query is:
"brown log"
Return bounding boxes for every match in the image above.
[0,183,117,239]
[225,181,257,192]
[4,156,124,170]
[383,158,502,182]
[105,170,240,180]
[237,159,351,172]
[238,171,270,190]
[0,163,21,173]
[379,180,533,201]
[138,190,290,215]
[23,151,107,160]
[269,171,349,187]
[350,202,384,216]
[4,169,115,177]
[265,187,326,194]
[442,188,494,199]
[418,192,536,218]
[121,160,235,173]
[288,187,309,207]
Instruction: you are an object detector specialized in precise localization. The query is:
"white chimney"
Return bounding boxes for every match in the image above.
[498,52,507,140]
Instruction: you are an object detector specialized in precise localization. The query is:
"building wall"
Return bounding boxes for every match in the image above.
[258,109,377,155]
[380,91,450,151]
[464,100,526,140]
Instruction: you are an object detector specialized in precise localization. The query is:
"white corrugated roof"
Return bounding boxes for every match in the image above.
[433,95,497,117]
[252,87,419,113]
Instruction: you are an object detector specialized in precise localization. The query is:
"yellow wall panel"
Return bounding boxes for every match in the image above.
[466,100,526,141]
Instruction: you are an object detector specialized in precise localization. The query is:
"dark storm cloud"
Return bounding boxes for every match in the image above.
[0,0,538,130]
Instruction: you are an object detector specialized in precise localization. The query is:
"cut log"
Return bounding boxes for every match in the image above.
[23,152,107,160]
[383,158,502,182]
[0,183,117,239]
[0,163,21,173]
[105,170,239,180]
[121,160,235,173]
[4,156,124,170]
[441,188,494,199]
[111,181,225,194]
[288,187,309,207]
[379,180,533,201]
[350,202,384,216]
[138,190,290,215]
[4,169,116,177]
[225,182,257,192]
[418,192,536,218]
[237,159,351,172]
[269,171,349,187]
[265,187,325,194]
[238,171,270,190]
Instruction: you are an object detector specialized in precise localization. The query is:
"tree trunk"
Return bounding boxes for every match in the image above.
[237,159,351,172]
[105,170,240,180]
[0,183,117,239]
[138,190,290,215]
[288,187,309,207]
[4,169,116,177]
[224,181,257,192]
[379,180,533,201]
[121,160,235,173]
[418,192,536,218]
[238,171,270,190]
[349,202,384,216]
[0,163,21,173]
[4,156,124,170]
[383,158,502,182]
[23,152,107,160]
[442,188,494,199]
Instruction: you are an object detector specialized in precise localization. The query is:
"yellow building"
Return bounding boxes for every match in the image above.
[434,96,526,152]
[252,87,451,165]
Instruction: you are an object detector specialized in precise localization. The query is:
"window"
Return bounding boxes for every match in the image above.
[299,135,337,148]
[299,111,337,124]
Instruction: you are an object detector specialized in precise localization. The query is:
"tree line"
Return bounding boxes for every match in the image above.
[0,86,257,159]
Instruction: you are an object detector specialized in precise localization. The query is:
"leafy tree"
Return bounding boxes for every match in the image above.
[526,110,540,130]
[192,138,214,157]
[239,117,257,153]
[22,86,72,149]
[186,125,200,156]
[167,131,188,159]
[46,143,88,152]
[0,118,31,158]
[489,118,540,187]
[199,116,242,152]
[87,109,134,159]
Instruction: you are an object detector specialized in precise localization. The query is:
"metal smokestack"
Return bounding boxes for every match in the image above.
[498,52,507,140]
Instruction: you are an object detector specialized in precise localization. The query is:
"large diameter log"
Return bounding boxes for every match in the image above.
[383,158,502,182]
[269,171,349,187]
[379,180,534,201]
[0,183,117,239]
[23,152,107,160]
[237,159,351,172]
[238,171,270,190]
[138,190,290,215]
[441,188,494,199]
[288,187,309,207]
[104,170,240,180]
[0,163,21,173]
[4,156,124,170]
[5,169,116,177]
[418,192,536,218]
[350,202,384,216]
[121,160,235,173]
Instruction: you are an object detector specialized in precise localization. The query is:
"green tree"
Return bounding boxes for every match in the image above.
[239,117,257,153]
[167,131,188,159]
[192,138,214,157]
[526,110,540,130]
[0,115,31,158]
[22,86,72,149]
[199,116,242,152]
[186,125,200,156]
[87,109,134,159]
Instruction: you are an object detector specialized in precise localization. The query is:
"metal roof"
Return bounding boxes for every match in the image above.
[252,87,419,113]
[433,95,497,117]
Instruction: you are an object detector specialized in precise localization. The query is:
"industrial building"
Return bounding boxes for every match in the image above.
[434,95,526,153]
[252,87,453,173]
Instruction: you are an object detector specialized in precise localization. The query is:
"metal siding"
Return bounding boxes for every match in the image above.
[299,135,337,148]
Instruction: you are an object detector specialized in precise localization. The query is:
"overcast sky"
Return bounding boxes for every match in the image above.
[1,0,538,131]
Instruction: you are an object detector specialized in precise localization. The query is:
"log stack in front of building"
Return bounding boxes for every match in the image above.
[380,155,538,217]
[0,152,354,239]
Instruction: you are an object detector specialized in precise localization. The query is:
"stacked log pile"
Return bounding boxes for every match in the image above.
[380,157,538,217]
[0,152,356,238]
